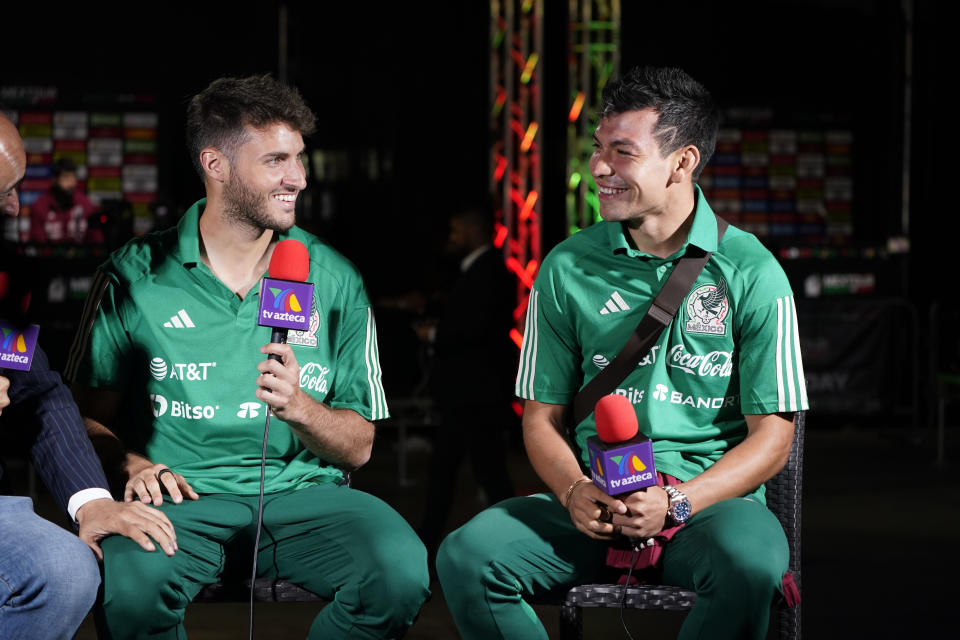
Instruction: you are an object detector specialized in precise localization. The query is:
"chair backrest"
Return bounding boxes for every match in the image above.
[764,410,805,639]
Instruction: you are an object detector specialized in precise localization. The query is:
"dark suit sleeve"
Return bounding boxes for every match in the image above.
[3,345,110,515]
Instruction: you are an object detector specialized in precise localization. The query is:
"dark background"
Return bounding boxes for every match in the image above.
[3,1,948,300]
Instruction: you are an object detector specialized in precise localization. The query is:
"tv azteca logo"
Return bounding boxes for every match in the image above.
[258,278,312,330]
[0,322,39,370]
[270,287,303,314]
[0,327,28,354]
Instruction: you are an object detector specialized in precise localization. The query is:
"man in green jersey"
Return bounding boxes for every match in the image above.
[437,67,808,640]
[66,75,429,639]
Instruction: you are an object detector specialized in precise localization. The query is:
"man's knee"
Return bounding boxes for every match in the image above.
[99,536,181,622]
[27,531,100,611]
[365,529,430,617]
[688,500,788,596]
[436,522,481,585]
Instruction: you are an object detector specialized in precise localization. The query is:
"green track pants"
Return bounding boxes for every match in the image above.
[437,492,788,640]
[95,483,430,639]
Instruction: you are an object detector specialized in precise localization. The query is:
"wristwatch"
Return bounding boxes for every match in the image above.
[663,485,692,525]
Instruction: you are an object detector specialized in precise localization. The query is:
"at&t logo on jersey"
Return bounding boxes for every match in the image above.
[149,393,219,420]
[685,279,729,336]
[149,357,217,382]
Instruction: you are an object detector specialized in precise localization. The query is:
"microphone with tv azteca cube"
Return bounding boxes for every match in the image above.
[258,239,313,362]
[0,270,40,372]
[587,393,658,496]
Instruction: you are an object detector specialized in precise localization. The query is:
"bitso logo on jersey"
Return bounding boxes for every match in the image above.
[0,321,39,371]
[258,278,314,332]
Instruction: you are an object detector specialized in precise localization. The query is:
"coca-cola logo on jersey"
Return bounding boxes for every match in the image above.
[667,344,733,378]
[299,362,331,393]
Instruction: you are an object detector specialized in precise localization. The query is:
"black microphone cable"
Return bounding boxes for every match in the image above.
[249,401,272,640]
[250,347,285,639]
[618,545,640,640]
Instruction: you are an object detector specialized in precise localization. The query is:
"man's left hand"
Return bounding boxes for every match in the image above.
[256,342,308,423]
[613,485,671,539]
[76,498,178,561]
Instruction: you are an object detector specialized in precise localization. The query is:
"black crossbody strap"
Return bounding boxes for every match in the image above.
[571,216,728,426]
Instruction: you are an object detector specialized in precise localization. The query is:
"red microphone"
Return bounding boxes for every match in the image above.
[587,394,657,495]
[259,239,312,362]
[595,394,639,443]
[269,238,310,282]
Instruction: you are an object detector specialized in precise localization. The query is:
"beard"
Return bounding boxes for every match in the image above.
[222,172,294,234]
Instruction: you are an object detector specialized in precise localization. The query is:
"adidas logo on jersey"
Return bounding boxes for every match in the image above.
[600,291,630,315]
[163,309,196,329]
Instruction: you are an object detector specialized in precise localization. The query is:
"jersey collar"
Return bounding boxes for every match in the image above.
[175,198,306,267]
[608,184,719,259]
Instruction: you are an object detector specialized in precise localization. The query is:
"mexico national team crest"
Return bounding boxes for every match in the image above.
[685,279,729,336]
[288,296,320,347]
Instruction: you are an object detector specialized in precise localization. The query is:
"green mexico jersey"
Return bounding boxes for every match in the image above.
[516,187,807,492]
[68,199,388,495]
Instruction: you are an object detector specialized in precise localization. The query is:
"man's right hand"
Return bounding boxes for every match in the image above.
[76,498,178,560]
[124,453,199,506]
[565,478,627,540]
[0,375,10,416]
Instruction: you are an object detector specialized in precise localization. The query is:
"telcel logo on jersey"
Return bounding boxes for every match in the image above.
[149,393,219,420]
[258,278,314,331]
[0,322,39,371]
[587,435,657,494]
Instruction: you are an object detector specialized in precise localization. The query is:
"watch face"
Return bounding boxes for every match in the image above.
[672,500,692,523]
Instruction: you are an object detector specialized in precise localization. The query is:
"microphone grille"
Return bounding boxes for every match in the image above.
[269,239,310,281]
[594,394,639,443]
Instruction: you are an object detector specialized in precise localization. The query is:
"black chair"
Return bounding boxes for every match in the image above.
[196,577,324,603]
[556,411,805,640]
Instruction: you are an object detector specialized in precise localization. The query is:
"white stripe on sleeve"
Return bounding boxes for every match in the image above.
[365,308,388,419]
[776,297,786,412]
[516,291,539,399]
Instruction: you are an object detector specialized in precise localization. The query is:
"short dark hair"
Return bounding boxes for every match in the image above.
[186,74,317,179]
[599,66,719,179]
[52,157,77,178]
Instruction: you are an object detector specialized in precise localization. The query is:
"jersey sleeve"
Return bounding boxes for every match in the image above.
[514,254,582,405]
[735,264,809,415]
[326,272,389,421]
[66,268,135,390]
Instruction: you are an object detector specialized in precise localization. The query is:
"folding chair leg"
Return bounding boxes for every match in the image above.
[559,602,583,640]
